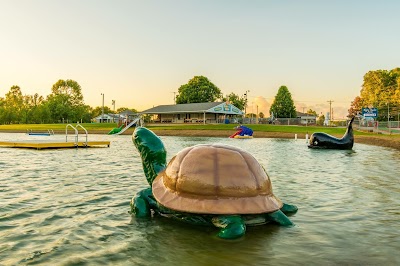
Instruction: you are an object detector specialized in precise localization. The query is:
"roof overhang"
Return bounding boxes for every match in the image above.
[205,102,243,115]
[139,102,243,115]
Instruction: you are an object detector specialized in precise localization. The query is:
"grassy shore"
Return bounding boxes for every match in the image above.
[1,122,400,150]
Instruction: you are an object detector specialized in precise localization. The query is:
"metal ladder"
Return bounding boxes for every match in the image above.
[66,124,88,147]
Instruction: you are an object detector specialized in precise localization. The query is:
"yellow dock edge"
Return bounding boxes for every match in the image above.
[0,141,110,150]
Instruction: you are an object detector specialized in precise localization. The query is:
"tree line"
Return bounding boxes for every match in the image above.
[176,76,299,118]
[0,76,301,124]
[0,79,136,124]
[5,69,396,125]
[348,68,400,120]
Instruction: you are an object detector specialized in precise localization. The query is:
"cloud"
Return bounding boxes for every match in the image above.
[249,96,270,116]
[295,101,349,119]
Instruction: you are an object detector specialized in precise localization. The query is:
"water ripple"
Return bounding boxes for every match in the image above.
[0,133,399,265]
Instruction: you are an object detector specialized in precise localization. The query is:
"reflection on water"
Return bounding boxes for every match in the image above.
[1,133,400,265]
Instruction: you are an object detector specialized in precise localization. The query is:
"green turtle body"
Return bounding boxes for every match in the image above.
[131,127,297,239]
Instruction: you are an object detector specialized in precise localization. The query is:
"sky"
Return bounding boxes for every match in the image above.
[1,0,400,119]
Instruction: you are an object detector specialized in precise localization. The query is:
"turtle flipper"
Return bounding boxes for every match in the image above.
[280,203,298,215]
[131,188,157,217]
[212,215,246,239]
[266,209,294,226]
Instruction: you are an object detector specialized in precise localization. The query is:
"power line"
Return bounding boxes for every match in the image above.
[244,93,350,104]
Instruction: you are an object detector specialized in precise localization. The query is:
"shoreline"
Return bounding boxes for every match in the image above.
[1,129,400,150]
[152,130,400,150]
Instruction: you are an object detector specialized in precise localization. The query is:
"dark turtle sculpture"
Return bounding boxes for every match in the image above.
[131,127,298,239]
[308,117,355,150]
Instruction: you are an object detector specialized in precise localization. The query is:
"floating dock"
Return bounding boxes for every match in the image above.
[0,140,110,150]
[1,124,110,150]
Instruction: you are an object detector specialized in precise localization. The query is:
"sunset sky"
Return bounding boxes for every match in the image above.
[1,0,399,119]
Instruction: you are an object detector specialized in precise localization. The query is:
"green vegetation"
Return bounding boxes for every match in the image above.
[270,86,297,118]
[222,92,246,111]
[0,80,138,125]
[146,124,373,136]
[2,68,399,127]
[175,76,222,104]
[349,68,400,120]
[0,122,389,138]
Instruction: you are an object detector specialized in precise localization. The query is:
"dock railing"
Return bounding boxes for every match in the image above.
[75,123,88,145]
[66,124,78,145]
[66,124,89,146]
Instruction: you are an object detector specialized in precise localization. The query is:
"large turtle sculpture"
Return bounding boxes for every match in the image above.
[131,127,298,239]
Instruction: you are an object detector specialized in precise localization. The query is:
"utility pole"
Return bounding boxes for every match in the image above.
[256,105,259,124]
[101,93,104,123]
[172,92,176,104]
[327,100,334,125]
[244,90,250,118]
[112,100,115,123]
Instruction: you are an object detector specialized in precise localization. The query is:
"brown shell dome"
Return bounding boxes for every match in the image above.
[152,144,283,215]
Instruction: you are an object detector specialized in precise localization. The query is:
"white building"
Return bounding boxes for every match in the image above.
[93,113,124,123]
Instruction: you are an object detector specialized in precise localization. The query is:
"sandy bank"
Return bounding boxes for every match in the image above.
[150,130,400,150]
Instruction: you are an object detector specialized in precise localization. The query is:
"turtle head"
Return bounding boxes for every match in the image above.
[133,127,167,186]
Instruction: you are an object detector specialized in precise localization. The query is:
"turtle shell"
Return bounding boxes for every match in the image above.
[152,144,283,215]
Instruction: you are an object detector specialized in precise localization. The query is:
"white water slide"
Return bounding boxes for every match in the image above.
[114,116,141,135]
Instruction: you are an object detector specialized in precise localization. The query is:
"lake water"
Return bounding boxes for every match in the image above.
[1,132,399,265]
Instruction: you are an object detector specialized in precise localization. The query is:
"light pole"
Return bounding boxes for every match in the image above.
[256,105,259,124]
[244,90,250,118]
[101,93,104,123]
[112,100,115,123]
[172,92,176,104]
[327,100,334,125]
[251,102,254,124]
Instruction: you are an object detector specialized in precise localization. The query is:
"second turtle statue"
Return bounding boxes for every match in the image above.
[131,127,298,239]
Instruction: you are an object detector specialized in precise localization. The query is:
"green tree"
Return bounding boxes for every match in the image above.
[46,79,86,123]
[245,113,257,118]
[30,93,44,123]
[222,92,246,111]
[359,68,400,120]
[347,96,364,118]
[317,114,325,126]
[269,86,297,118]
[79,104,93,123]
[116,107,138,113]
[21,94,34,124]
[0,97,5,124]
[175,76,222,104]
[37,101,52,123]
[4,85,24,123]
[307,109,318,116]
[92,106,114,118]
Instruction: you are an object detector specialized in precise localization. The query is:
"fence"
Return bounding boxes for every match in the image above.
[354,119,400,135]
